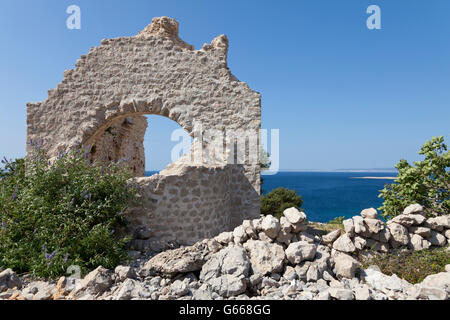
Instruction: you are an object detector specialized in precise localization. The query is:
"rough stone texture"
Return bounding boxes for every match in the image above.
[141,242,211,277]
[243,240,285,275]
[285,241,317,264]
[26,16,261,246]
[199,246,249,297]
[360,208,378,219]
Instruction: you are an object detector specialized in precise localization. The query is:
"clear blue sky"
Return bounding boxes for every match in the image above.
[0,0,449,171]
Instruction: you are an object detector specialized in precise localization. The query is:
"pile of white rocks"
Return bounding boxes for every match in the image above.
[0,204,449,301]
[326,204,450,254]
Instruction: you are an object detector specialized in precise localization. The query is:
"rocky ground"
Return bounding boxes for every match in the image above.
[0,204,449,300]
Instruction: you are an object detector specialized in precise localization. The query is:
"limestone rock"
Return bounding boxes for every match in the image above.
[332,253,360,279]
[364,218,384,234]
[141,242,209,277]
[285,241,317,264]
[71,266,113,298]
[409,226,431,238]
[362,267,412,293]
[388,222,409,248]
[261,215,281,239]
[243,240,285,275]
[329,287,354,300]
[215,231,233,244]
[114,266,136,282]
[353,237,367,251]
[354,285,371,300]
[322,229,341,244]
[332,234,356,253]
[343,219,355,237]
[199,246,249,297]
[427,230,447,247]
[0,269,22,293]
[361,208,378,219]
[390,214,426,227]
[403,204,425,215]
[283,207,306,225]
[409,234,431,251]
[352,216,367,234]
[420,271,450,293]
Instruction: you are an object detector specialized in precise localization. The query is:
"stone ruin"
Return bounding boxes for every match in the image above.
[26,17,261,246]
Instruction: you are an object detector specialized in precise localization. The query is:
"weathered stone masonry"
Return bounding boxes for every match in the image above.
[26,17,261,245]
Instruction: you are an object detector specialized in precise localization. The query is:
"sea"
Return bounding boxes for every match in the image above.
[145,171,397,223]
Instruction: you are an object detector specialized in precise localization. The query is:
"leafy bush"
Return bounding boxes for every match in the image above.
[261,187,303,219]
[361,247,450,284]
[0,142,136,278]
[379,136,449,219]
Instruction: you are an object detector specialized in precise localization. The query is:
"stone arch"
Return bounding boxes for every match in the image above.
[26,17,261,245]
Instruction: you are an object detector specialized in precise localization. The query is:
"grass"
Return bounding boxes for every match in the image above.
[360,246,450,284]
[307,216,345,236]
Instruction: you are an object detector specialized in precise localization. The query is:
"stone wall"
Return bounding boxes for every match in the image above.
[324,204,450,254]
[26,16,261,245]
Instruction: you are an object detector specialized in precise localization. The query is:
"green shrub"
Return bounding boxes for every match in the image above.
[261,187,303,219]
[379,136,449,219]
[361,247,450,284]
[0,142,136,278]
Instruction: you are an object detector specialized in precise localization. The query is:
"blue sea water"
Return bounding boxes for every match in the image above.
[145,171,396,223]
[262,172,396,223]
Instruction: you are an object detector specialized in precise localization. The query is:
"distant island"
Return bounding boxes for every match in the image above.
[351,176,397,180]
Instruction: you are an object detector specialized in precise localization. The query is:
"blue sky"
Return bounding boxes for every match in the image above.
[0,0,449,171]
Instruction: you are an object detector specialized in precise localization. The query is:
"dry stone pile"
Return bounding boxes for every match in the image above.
[1,204,449,300]
[327,204,450,254]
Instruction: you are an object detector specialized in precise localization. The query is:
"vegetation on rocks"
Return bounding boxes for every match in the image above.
[0,142,136,278]
[379,136,449,220]
[261,187,303,219]
[361,247,450,284]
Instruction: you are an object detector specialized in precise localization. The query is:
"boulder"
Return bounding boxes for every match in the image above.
[114,266,136,282]
[354,285,371,300]
[343,219,355,237]
[427,230,447,247]
[71,266,113,298]
[329,287,354,300]
[409,226,431,238]
[199,246,249,297]
[279,216,292,233]
[420,271,450,293]
[115,279,151,300]
[444,229,450,239]
[353,237,367,251]
[243,240,285,275]
[322,229,341,244]
[332,234,356,253]
[390,214,426,227]
[403,204,424,215]
[261,215,281,239]
[388,222,410,248]
[285,241,317,264]
[361,208,378,219]
[352,216,367,234]
[215,231,233,244]
[141,242,209,277]
[0,269,22,293]
[378,227,391,243]
[332,253,360,279]
[233,225,248,244]
[408,234,431,251]
[276,229,293,245]
[361,267,412,293]
[283,207,307,225]
[364,218,384,234]
[416,286,448,300]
